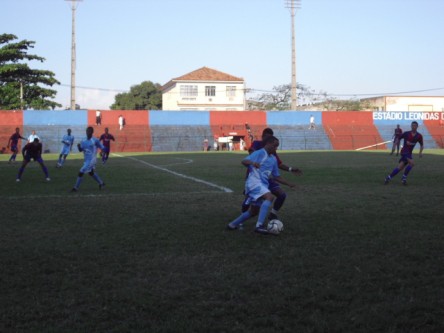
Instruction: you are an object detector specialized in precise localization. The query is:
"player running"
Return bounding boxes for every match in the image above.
[16,138,50,182]
[71,127,107,192]
[384,121,424,186]
[56,128,75,168]
[7,128,26,163]
[242,127,302,220]
[99,127,115,164]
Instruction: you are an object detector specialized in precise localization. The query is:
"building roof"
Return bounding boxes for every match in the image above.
[162,66,244,91]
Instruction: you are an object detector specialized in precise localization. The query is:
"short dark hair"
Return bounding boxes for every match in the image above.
[263,135,278,145]
[412,121,419,126]
[262,127,274,136]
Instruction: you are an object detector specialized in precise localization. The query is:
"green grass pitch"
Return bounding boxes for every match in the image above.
[1,150,443,332]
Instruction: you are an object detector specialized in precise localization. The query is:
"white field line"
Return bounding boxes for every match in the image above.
[113,154,233,193]
[355,140,391,151]
[3,191,228,201]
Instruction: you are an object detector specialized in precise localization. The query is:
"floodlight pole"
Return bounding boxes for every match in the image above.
[285,0,301,110]
[66,0,82,110]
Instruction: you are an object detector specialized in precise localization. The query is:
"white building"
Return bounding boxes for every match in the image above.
[361,96,444,112]
[161,67,246,111]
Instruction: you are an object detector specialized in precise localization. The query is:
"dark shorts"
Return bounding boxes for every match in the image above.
[24,154,44,163]
[10,145,18,153]
[269,180,281,192]
[399,153,412,164]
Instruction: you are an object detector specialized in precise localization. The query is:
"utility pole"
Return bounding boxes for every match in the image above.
[285,0,301,110]
[66,0,82,110]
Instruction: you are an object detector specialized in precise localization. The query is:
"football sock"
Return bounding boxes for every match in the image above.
[17,167,24,179]
[229,211,252,228]
[389,167,400,178]
[403,165,412,176]
[75,177,83,189]
[92,173,103,185]
[273,192,287,211]
[256,200,272,228]
[9,154,16,162]
[42,165,49,178]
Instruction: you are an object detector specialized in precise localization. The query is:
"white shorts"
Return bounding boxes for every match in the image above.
[80,159,96,173]
[244,184,270,206]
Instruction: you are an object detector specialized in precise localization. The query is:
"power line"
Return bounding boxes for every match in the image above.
[58,83,444,98]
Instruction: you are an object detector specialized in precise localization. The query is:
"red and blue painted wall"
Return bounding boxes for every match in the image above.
[1,110,443,152]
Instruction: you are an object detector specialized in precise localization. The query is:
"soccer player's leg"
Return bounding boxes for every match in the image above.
[9,146,18,163]
[89,169,105,189]
[16,158,30,181]
[72,162,90,191]
[255,192,274,234]
[385,156,407,184]
[269,182,286,220]
[36,157,50,180]
[402,157,415,185]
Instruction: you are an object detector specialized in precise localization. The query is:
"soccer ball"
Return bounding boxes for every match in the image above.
[267,219,284,235]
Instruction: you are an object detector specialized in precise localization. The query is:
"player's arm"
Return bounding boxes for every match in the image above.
[242,150,260,168]
[96,140,108,153]
[278,163,303,175]
[7,137,11,148]
[418,137,424,157]
[111,135,115,141]
[21,145,27,157]
[274,175,296,189]
[77,143,83,152]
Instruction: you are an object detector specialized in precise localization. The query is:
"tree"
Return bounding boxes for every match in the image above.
[110,81,162,110]
[250,83,329,110]
[0,34,61,110]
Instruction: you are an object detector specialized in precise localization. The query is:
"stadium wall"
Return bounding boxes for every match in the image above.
[0,110,443,153]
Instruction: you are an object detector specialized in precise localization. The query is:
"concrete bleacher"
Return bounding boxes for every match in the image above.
[271,125,332,150]
[150,125,213,152]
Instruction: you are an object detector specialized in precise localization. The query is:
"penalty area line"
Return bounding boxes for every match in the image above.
[355,140,391,151]
[113,154,233,193]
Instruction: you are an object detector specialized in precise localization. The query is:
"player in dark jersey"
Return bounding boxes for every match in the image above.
[99,127,115,164]
[16,138,50,182]
[242,127,302,220]
[390,124,403,156]
[384,121,423,186]
[7,128,26,163]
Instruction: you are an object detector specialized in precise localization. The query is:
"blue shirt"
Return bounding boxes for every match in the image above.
[62,134,75,147]
[79,137,105,162]
[244,148,280,187]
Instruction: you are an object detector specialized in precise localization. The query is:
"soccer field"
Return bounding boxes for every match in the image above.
[1,150,443,332]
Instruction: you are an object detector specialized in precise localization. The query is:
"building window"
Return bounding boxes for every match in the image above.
[180,85,198,97]
[205,86,216,97]
[226,86,236,97]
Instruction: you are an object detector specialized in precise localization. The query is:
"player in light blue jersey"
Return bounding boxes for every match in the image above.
[227,136,296,235]
[56,128,75,168]
[71,127,107,192]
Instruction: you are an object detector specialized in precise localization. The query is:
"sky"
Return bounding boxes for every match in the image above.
[2,0,444,109]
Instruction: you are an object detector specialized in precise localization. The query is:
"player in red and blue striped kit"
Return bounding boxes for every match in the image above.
[384,121,424,185]
[7,128,26,163]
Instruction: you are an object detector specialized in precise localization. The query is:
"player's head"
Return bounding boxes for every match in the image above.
[261,127,274,140]
[15,127,20,133]
[33,138,39,143]
[86,126,94,138]
[411,121,419,131]
[67,128,71,135]
[396,124,400,128]
[263,135,279,153]
[105,127,109,133]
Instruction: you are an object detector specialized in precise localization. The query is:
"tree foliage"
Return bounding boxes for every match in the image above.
[250,83,329,110]
[110,81,162,110]
[0,34,60,110]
